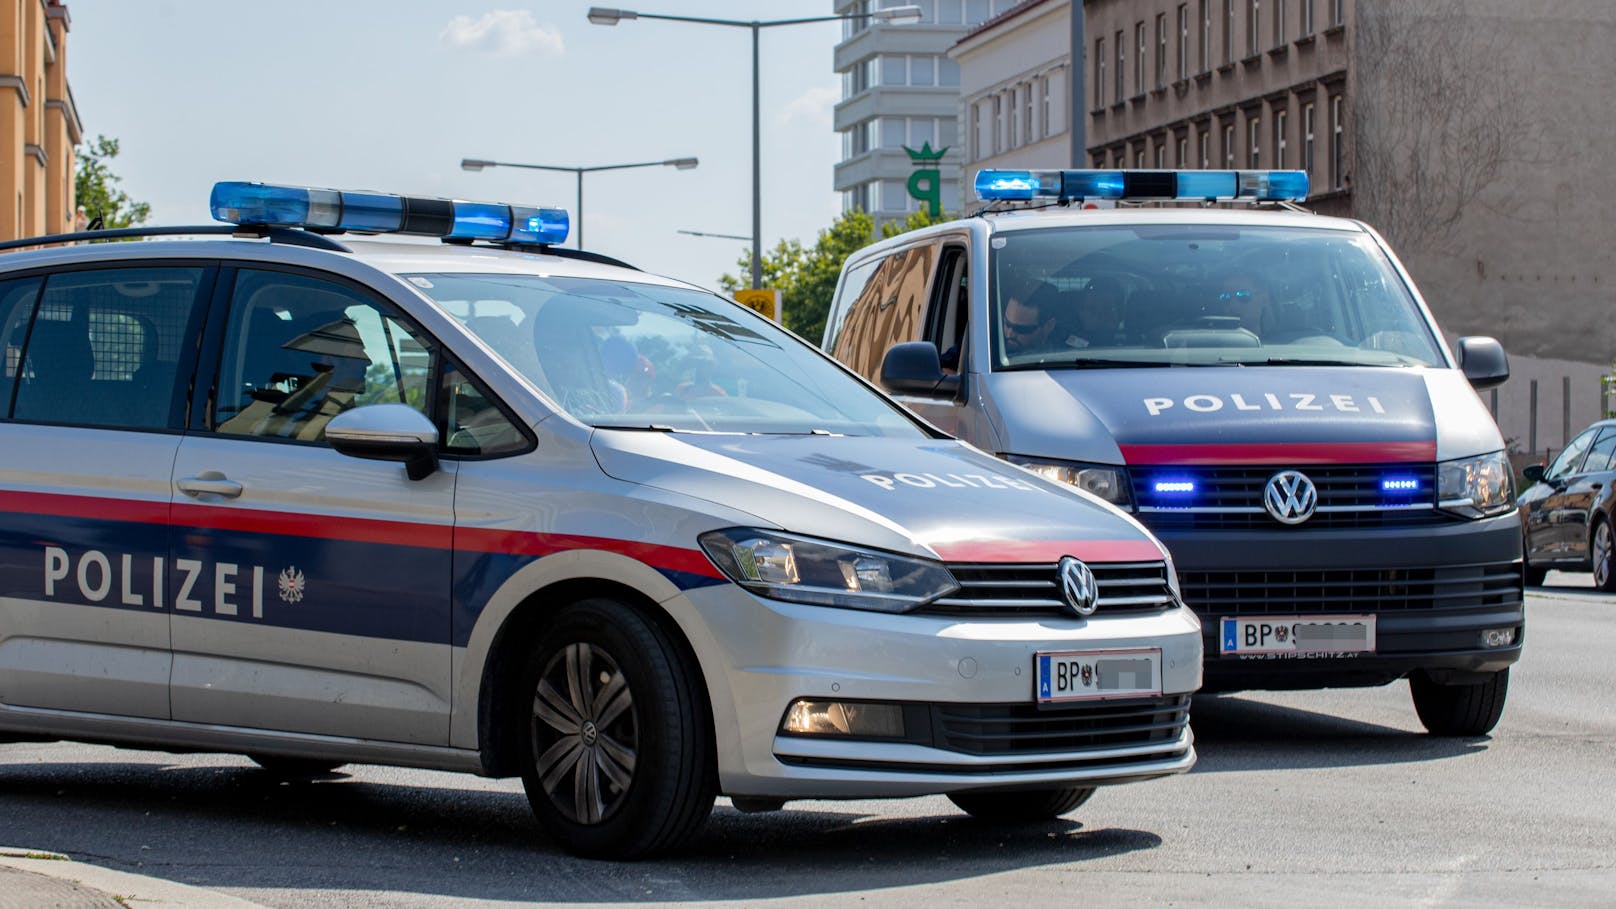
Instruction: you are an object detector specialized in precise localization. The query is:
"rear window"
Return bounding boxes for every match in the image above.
[988,223,1444,370]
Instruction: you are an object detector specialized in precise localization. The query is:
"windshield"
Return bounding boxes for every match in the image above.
[405,273,926,437]
[988,223,1445,370]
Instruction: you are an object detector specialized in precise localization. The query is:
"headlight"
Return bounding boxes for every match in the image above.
[1437,451,1514,519]
[1003,456,1132,508]
[698,529,959,613]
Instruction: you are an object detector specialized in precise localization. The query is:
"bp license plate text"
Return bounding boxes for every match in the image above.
[1035,648,1162,704]
[1220,615,1376,656]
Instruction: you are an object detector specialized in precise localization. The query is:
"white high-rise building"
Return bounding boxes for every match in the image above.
[833,0,1028,227]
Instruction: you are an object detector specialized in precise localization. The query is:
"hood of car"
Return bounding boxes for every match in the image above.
[589,431,1166,565]
[983,366,1501,465]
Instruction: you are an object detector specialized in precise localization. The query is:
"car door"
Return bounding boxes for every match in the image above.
[1559,428,1616,563]
[1523,428,1596,563]
[0,265,212,719]
[168,266,457,745]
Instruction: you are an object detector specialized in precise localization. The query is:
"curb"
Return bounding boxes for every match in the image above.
[0,848,271,909]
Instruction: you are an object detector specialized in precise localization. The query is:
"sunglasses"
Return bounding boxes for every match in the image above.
[1004,318,1043,335]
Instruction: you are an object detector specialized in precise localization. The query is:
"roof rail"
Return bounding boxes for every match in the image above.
[0,224,351,254]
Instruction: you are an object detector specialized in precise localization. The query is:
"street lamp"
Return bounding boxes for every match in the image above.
[460,156,698,249]
[588,5,923,288]
[677,228,750,241]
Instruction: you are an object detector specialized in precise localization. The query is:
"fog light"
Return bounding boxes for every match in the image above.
[1480,627,1517,648]
[781,700,905,737]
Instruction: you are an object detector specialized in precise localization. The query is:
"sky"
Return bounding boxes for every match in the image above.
[64,1,850,290]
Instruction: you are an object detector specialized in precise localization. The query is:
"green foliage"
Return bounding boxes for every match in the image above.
[74,135,150,229]
[719,207,954,344]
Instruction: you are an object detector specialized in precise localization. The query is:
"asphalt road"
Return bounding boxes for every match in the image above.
[1,575,1612,908]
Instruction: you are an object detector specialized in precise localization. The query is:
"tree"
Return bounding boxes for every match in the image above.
[74,134,150,230]
[719,207,954,343]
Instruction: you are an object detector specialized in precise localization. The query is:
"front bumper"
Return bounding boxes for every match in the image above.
[1147,512,1525,691]
[670,584,1203,800]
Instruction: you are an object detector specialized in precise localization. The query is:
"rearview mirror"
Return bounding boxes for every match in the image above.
[880,341,961,397]
[326,404,440,481]
[1456,336,1509,389]
[1522,463,1545,484]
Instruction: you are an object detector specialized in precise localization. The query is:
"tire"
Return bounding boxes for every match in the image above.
[947,786,1096,823]
[248,755,344,777]
[1592,520,1616,592]
[1523,561,1548,588]
[518,598,716,859]
[1409,668,1509,736]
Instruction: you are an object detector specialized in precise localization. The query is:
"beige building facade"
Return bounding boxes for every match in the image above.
[950,0,1616,457]
[0,0,78,241]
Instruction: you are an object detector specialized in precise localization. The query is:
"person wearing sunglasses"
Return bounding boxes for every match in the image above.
[1001,280,1062,356]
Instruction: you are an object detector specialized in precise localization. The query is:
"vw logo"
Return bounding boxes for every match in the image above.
[1058,556,1098,617]
[1264,470,1318,525]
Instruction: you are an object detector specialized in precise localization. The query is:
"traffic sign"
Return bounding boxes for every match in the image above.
[734,288,782,323]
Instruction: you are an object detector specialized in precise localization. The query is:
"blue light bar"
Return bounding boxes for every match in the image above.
[1154,480,1196,494]
[1382,477,1421,492]
[210,181,569,246]
[974,169,1309,203]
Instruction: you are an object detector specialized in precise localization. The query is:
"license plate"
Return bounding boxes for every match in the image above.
[1219,615,1376,655]
[1035,648,1162,703]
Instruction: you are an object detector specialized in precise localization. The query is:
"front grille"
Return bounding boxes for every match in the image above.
[1132,464,1447,529]
[919,561,1177,618]
[932,695,1190,756]
[1179,561,1523,617]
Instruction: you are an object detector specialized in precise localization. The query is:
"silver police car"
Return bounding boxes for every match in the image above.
[0,182,1200,858]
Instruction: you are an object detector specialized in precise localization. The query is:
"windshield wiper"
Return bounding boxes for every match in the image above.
[1006,358,1177,371]
[591,423,678,432]
[1256,357,1379,367]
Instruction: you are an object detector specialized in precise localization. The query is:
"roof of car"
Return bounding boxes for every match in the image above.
[976,205,1366,233]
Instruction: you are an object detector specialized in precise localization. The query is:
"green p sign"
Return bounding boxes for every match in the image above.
[903,142,948,219]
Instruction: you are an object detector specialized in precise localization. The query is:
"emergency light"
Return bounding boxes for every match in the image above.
[210,182,570,245]
[974,168,1309,203]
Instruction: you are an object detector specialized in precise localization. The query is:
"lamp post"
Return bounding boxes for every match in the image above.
[587,5,922,289]
[460,156,698,250]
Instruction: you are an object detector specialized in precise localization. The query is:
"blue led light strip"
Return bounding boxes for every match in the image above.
[209,181,570,245]
[974,169,1309,203]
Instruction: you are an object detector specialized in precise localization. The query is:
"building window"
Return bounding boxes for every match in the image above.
[1274,109,1288,168]
[1156,13,1168,89]
[1199,128,1210,167]
[993,95,1004,153]
[1199,0,1212,71]
[1135,147,1146,168]
[911,55,936,86]
[1135,22,1146,94]
[1095,37,1106,108]
[1113,149,1126,168]
[1302,101,1315,176]
[1301,0,1314,35]
[1177,136,1188,166]
[1273,0,1286,46]
[968,104,979,160]
[1008,89,1019,148]
[1247,0,1261,56]
[1155,141,1166,168]
[1330,93,1343,188]
[1331,0,1343,27]
[1177,4,1189,80]
[1248,115,1261,167]
[1115,30,1126,103]
[1025,82,1035,143]
[1039,76,1051,136]
[1094,153,1107,167]
[1223,0,1235,64]
[1223,122,1236,167]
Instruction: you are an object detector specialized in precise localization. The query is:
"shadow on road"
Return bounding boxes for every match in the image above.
[0,758,1161,902]
[1187,694,1489,772]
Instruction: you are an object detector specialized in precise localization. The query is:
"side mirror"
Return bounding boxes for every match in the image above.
[880,341,961,396]
[1457,336,1509,389]
[1522,463,1545,484]
[326,404,441,481]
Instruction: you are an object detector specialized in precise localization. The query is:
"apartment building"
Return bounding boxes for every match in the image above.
[0,0,78,240]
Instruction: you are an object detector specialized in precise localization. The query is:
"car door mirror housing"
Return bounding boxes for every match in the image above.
[326,404,441,480]
[880,341,961,397]
[1522,463,1545,484]
[1456,336,1509,389]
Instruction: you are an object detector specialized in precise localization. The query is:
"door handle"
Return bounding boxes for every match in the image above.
[178,470,243,499]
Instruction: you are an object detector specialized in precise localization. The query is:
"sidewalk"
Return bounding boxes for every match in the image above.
[0,848,269,909]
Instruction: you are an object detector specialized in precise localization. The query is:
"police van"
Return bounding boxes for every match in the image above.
[0,182,1202,858]
[823,169,1521,736]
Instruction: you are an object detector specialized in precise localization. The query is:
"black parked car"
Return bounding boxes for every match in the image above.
[1519,418,1616,589]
